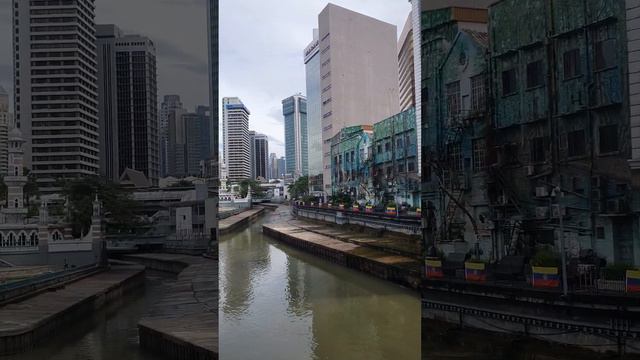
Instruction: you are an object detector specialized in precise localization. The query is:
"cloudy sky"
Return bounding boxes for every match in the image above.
[220,0,411,157]
[0,0,410,157]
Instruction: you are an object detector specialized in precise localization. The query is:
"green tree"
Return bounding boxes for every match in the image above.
[23,167,39,207]
[288,176,309,200]
[59,177,142,237]
[239,179,264,198]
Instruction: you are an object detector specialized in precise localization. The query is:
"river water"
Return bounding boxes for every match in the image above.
[219,207,421,360]
[5,271,173,360]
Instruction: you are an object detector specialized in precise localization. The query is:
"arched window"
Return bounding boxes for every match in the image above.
[13,167,18,176]
[0,233,4,248]
[51,231,61,241]
[14,199,19,208]
[8,233,15,247]
[18,232,26,247]
[30,233,38,247]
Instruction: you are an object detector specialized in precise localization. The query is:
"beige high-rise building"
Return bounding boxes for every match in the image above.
[398,13,415,112]
[318,4,400,196]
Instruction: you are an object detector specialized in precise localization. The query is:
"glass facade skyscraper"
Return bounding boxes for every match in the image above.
[305,29,323,192]
[283,95,308,177]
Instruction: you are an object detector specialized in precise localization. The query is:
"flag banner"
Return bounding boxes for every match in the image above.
[626,270,640,293]
[465,262,486,282]
[532,266,559,288]
[386,207,396,216]
[426,259,443,279]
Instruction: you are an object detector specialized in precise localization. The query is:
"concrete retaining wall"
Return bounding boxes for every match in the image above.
[139,325,215,360]
[219,208,265,235]
[263,226,421,289]
[0,266,144,355]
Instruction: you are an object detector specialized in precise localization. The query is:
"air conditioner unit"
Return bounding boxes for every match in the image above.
[526,165,535,176]
[536,206,550,219]
[535,186,549,198]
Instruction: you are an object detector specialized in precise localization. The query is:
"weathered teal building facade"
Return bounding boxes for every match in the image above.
[421,0,640,266]
[330,125,373,201]
[372,108,419,207]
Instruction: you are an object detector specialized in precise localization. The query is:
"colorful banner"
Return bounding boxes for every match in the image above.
[626,270,640,293]
[386,207,397,216]
[352,207,359,213]
[465,262,486,282]
[425,259,443,279]
[365,205,374,213]
[531,266,560,288]
[338,204,345,209]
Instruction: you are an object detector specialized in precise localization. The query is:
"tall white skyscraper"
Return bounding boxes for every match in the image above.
[283,94,308,177]
[398,12,415,112]
[13,0,100,189]
[222,97,251,181]
[318,4,400,195]
[0,86,10,176]
[96,25,159,185]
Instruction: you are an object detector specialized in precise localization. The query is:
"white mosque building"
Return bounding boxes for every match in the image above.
[0,128,105,267]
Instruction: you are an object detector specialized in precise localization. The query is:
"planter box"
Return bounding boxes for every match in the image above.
[386,207,397,216]
[531,266,559,288]
[425,258,443,279]
[628,270,640,293]
[464,262,487,282]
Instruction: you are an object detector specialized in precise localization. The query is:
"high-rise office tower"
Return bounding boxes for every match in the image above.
[304,29,323,191]
[269,152,277,179]
[253,133,269,180]
[96,25,159,185]
[398,13,415,111]
[283,94,308,177]
[222,97,251,181]
[277,156,286,180]
[249,130,256,179]
[185,106,211,176]
[207,0,219,187]
[159,95,184,177]
[13,0,100,188]
[317,4,400,195]
[168,105,187,177]
[0,86,10,176]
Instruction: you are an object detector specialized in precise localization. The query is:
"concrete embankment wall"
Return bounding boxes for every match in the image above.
[219,207,266,235]
[263,225,421,289]
[0,266,144,355]
[124,254,217,360]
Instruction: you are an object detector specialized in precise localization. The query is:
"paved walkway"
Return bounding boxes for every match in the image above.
[129,254,217,359]
[286,218,422,259]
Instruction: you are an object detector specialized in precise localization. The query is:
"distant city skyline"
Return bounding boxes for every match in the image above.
[220,0,410,158]
[0,0,209,113]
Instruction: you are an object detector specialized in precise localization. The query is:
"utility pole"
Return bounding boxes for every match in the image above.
[554,186,569,297]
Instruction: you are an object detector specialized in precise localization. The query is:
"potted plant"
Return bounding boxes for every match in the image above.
[530,247,561,288]
[386,201,397,216]
[464,258,488,282]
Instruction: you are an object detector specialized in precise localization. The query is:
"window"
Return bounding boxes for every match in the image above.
[595,39,616,70]
[396,138,403,148]
[446,81,460,119]
[563,49,581,79]
[502,68,517,96]
[385,142,390,152]
[599,124,618,153]
[377,144,382,154]
[530,137,546,163]
[398,164,404,173]
[471,74,485,111]
[596,226,605,239]
[448,142,463,171]
[408,162,416,172]
[567,130,586,157]
[526,60,543,88]
[472,138,487,172]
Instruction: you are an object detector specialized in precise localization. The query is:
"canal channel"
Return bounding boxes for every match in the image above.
[219,207,421,360]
